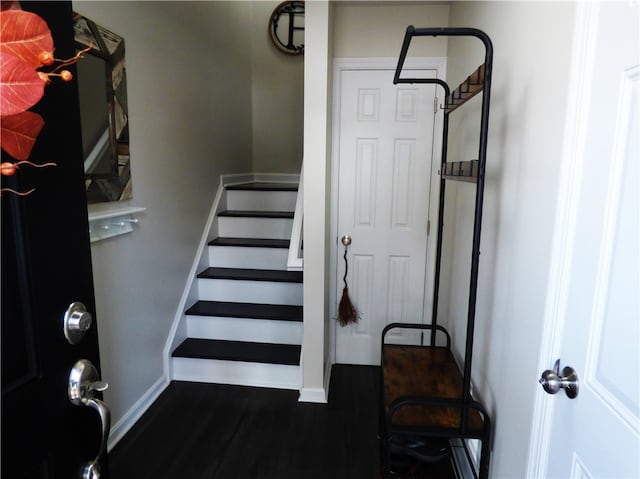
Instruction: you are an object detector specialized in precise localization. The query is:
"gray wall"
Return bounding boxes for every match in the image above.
[74,1,254,425]
[441,2,576,476]
[251,1,304,174]
[332,3,450,58]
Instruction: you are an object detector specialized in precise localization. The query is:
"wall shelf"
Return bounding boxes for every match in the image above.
[443,160,479,183]
[88,205,146,243]
[443,63,485,114]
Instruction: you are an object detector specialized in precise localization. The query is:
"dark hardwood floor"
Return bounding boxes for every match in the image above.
[108,365,456,479]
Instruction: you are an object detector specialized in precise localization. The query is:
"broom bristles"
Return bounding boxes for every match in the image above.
[337,287,359,326]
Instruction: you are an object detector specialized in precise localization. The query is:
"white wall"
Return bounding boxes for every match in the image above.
[301,0,332,403]
[250,1,304,174]
[74,1,254,426]
[442,2,577,477]
[332,2,450,58]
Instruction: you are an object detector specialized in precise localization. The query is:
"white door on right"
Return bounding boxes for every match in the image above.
[536,2,639,477]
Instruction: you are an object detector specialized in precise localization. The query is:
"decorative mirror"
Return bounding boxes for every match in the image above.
[268,1,304,55]
[73,12,132,203]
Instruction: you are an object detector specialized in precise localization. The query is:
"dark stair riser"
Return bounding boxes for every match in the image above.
[172,338,300,366]
[209,237,290,249]
[218,210,294,219]
[226,182,298,192]
[185,300,302,322]
[197,267,302,283]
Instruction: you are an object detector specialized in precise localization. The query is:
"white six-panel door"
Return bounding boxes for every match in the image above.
[335,68,437,365]
[530,2,639,477]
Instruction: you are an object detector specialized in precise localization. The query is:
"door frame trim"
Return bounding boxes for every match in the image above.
[328,56,447,365]
[526,2,599,476]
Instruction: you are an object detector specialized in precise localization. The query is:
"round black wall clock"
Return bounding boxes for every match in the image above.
[269,1,304,55]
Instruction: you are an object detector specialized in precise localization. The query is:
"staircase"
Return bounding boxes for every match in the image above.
[171,181,303,390]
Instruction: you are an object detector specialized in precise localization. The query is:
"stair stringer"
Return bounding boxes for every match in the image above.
[163,173,301,384]
[163,173,253,380]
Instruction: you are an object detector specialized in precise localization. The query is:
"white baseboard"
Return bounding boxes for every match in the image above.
[323,358,332,398]
[252,172,300,184]
[221,173,256,187]
[222,173,300,187]
[107,375,169,451]
[298,387,327,403]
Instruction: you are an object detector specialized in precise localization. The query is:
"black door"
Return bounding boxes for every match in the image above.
[1,2,107,478]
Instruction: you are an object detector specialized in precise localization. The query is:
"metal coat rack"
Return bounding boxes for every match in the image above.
[380,26,493,479]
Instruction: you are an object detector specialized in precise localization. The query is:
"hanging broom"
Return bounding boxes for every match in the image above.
[337,235,359,326]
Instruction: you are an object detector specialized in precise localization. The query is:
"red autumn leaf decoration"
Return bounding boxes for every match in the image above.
[0,10,53,67]
[0,7,52,168]
[0,6,84,195]
[0,110,44,161]
[0,51,45,115]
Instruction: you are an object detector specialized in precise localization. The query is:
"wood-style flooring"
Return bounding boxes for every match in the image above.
[108,365,457,479]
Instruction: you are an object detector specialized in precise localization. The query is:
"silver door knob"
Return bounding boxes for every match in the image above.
[63,302,93,345]
[538,359,579,399]
[68,360,110,479]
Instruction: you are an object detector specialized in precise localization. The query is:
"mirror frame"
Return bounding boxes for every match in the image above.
[73,12,132,203]
[268,1,305,55]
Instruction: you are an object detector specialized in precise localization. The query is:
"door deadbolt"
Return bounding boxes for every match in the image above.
[63,302,93,345]
[538,359,579,399]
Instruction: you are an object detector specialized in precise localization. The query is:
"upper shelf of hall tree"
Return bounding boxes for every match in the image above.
[441,63,485,113]
[393,26,493,184]
[393,26,491,114]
